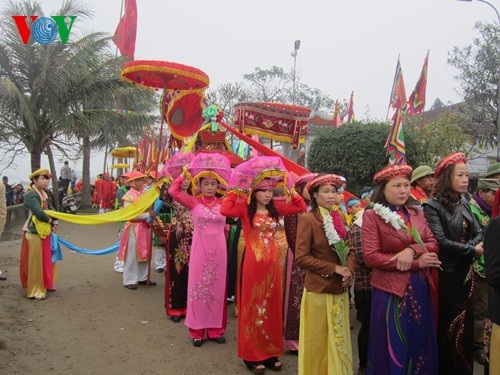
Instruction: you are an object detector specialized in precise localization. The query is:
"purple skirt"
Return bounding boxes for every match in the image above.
[367,272,438,375]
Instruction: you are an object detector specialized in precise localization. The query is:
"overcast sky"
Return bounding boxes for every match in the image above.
[1,0,498,182]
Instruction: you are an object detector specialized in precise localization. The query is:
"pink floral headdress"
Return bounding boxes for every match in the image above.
[227,156,293,203]
[185,152,231,195]
[160,152,195,182]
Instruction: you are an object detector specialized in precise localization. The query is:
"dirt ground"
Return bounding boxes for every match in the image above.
[0,219,365,375]
[0,219,485,374]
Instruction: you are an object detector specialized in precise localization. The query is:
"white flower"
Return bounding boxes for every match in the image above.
[372,203,403,230]
[323,213,341,245]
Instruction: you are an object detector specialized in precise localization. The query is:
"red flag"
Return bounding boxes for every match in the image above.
[333,100,342,127]
[347,91,355,123]
[389,57,407,110]
[112,0,137,59]
[408,51,429,115]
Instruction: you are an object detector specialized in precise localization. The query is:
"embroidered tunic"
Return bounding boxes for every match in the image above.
[169,177,227,330]
[221,192,306,362]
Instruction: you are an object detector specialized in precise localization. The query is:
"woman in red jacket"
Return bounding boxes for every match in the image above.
[362,164,441,375]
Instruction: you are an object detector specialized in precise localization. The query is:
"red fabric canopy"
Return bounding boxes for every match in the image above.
[234,102,311,150]
[121,60,210,90]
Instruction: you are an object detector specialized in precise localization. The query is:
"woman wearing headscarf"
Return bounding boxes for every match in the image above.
[19,168,58,300]
[221,157,306,374]
[295,174,355,375]
[362,164,440,374]
[169,153,231,347]
[423,152,483,374]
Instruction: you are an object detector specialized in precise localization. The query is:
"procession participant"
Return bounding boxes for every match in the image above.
[168,152,231,347]
[163,178,192,321]
[423,152,483,375]
[96,172,115,214]
[113,172,131,273]
[484,189,500,374]
[117,170,157,290]
[92,174,103,208]
[484,161,500,180]
[59,161,71,195]
[469,178,498,366]
[283,172,317,353]
[346,197,363,227]
[20,168,58,300]
[295,174,354,375]
[363,164,440,375]
[359,187,374,208]
[349,209,370,375]
[159,152,195,322]
[144,171,157,191]
[221,156,306,374]
[409,165,434,204]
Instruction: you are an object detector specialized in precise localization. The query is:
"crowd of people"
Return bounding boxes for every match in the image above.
[15,152,500,375]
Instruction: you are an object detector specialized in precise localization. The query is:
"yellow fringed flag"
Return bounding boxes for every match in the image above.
[45,178,165,224]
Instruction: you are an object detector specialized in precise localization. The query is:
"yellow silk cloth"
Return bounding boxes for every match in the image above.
[44,179,165,224]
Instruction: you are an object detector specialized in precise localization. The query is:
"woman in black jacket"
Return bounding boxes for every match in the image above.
[423,152,483,375]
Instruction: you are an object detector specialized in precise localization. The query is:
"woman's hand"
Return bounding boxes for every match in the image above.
[148,209,156,218]
[334,265,353,287]
[474,242,484,259]
[390,248,415,271]
[418,252,441,269]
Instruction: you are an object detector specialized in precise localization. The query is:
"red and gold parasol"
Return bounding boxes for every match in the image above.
[121,60,210,91]
[234,102,311,150]
[164,90,205,140]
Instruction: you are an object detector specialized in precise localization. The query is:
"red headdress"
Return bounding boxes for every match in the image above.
[434,152,467,178]
[295,173,318,189]
[307,174,343,195]
[373,164,413,184]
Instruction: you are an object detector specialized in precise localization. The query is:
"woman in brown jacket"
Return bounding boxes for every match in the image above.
[295,174,355,375]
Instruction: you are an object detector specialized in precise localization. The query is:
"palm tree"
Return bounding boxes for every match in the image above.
[0,0,158,207]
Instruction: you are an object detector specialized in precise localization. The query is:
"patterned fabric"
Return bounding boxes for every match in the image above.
[367,272,438,375]
[306,174,343,194]
[283,214,305,343]
[410,186,429,204]
[349,224,371,292]
[168,176,228,332]
[239,213,283,360]
[438,262,475,374]
[434,152,467,178]
[373,164,412,184]
[164,201,192,316]
[298,290,353,374]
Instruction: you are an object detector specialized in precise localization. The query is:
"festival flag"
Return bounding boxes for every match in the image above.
[347,91,355,123]
[407,51,429,115]
[385,106,406,164]
[389,57,407,110]
[333,100,342,127]
[112,0,137,59]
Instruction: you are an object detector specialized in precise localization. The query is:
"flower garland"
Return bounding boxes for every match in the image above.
[323,211,349,265]
[372,203,440,270]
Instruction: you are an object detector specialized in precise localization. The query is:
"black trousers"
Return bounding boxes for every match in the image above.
[354,289,372,369]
